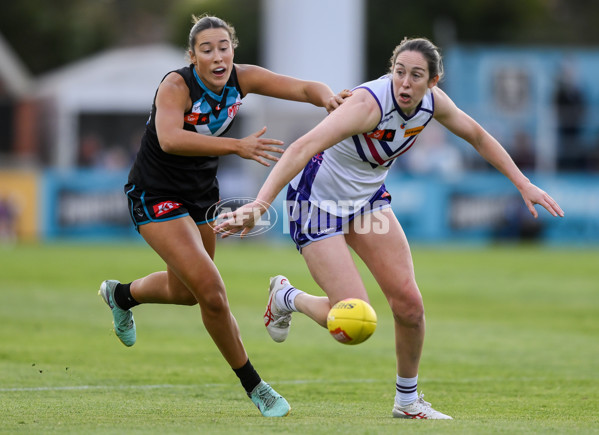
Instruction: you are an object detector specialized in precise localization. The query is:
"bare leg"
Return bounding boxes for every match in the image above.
[293,234,370,328]
[139,217,247,368]
[346,208,424,377]
[130,223,216,306]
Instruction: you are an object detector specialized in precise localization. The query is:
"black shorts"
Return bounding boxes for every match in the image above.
[124,183,219,232]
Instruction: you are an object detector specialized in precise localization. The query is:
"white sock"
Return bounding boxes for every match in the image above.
[395,375,418,406]
[275,285,303,312]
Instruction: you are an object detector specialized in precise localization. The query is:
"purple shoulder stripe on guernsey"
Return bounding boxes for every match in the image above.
[353,85,383,122]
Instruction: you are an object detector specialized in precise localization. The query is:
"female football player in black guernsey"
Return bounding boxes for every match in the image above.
[97,14,349,417]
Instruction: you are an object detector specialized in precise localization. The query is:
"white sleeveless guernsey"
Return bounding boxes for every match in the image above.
[290,74,435,217]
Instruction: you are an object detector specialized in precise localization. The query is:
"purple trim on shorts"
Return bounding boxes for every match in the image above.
[285,183,392,253]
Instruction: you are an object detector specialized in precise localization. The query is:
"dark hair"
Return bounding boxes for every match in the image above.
[188,14,239,52]
[389,37,444,81]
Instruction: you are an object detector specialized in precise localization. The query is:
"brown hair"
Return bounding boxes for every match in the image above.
[389,37,444,81]
[188,14,239,52]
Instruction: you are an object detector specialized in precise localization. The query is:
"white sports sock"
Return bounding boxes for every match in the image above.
[395,375,418,407]
[275,286,303,312]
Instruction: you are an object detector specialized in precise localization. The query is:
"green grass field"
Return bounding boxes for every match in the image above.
[0,240,598,434]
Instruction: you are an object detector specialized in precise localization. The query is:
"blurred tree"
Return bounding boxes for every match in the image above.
[168,0,260,64]
[0,0,175,74]
[365,0,599,78]
[0,0,260,75]
[0,0,117,74]
[1,0,598,77]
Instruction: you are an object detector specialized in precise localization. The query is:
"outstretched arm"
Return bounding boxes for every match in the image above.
[214,89,381,237]
[433,87,564,218]
[155,72,284,166]
[236,64,352,112]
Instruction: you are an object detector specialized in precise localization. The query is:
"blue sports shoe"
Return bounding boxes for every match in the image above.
[98,280,136,347]
[249,381,290,417]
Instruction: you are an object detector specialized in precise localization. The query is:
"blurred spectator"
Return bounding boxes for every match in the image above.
[79,133,136,170]
[101,146,130,170]
[510,130,536,172]
[79,133,104,168]
[127,129,144,164]
[0,194,18,244]
[553,59,586,171]
[493,195,544,241]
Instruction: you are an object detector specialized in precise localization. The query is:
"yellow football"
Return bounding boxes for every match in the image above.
[327,298,377,345]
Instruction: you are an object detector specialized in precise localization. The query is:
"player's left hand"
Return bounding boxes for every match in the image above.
[519,182,564,218]
[213,201,268,238]
[325,89,352,113]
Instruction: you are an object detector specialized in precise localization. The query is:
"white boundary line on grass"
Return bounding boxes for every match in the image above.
[0,379,383,393]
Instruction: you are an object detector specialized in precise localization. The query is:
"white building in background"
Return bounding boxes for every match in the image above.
[35,44,187,169]
[31,0,365,194]
[219,0,366,197]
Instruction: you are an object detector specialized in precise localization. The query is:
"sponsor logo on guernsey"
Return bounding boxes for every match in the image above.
[184,112,210,125]
[184,113,199,124]
[153,201,182,217]
[228,102,242,118]
[404,126,424,137]
[367,129,396,141]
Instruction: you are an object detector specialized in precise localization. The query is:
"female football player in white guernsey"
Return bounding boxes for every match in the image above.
[97,14,350,418]
[214,37,564,419]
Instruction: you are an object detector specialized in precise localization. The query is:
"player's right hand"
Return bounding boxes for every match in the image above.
[237,126,284,166]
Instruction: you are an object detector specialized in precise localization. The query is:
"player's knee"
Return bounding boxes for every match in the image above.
[388,284,424,328]
[393,302,424,328]
[200,292,229,318]
[194,280,229,317]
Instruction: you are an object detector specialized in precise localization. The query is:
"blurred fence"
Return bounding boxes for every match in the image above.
[2,169,596,245]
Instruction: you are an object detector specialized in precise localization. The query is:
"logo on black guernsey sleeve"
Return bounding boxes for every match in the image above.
[184,113,210,125]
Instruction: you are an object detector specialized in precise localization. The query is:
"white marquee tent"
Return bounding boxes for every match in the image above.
[36,44,187,168]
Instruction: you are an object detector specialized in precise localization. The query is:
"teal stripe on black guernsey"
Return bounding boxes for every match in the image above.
[127,65,243,197]
[190,67,242,135]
